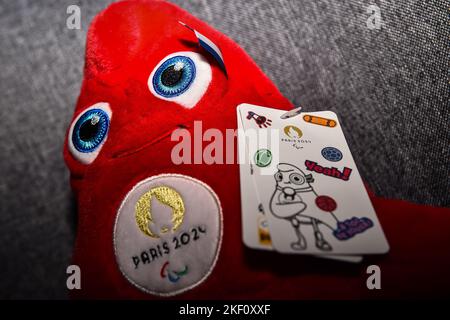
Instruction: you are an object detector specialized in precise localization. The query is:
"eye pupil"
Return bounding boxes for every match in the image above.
[152,56,195,98]
[161,65,183,87]
[79,119,100,142]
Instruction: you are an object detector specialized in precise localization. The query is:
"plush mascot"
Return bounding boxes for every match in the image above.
[64,0,450,299]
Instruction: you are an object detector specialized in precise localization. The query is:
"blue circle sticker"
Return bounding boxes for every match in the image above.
[321,147,343,162]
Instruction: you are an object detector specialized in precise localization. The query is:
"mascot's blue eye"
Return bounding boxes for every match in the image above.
[72,109,109,153]
[152,56,196,98]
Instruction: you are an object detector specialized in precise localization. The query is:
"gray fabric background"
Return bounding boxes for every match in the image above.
[0,0,448,299]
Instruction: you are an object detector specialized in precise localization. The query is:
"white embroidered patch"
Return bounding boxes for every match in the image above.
[114,174,222,296]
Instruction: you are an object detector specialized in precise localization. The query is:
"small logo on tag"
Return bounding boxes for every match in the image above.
[283,125,303,138]
[281,125,311,149]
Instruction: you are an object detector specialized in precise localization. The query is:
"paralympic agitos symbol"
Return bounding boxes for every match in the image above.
[160,261,189,283]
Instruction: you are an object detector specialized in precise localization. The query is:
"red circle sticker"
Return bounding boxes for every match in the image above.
[315,195,337,212]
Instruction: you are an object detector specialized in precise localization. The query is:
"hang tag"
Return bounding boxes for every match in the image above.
[237,103,389,258]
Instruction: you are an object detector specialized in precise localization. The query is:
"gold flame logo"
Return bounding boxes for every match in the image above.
[135,186,185,238]
[283,125,303,138]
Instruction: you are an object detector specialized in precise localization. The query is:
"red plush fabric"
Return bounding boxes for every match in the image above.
[64,0,450,299]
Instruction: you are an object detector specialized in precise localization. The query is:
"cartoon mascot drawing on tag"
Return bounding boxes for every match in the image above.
[269,163,334,251]
[269,163,375,251]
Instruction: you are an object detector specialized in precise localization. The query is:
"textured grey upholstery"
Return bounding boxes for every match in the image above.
[0,0,448,298]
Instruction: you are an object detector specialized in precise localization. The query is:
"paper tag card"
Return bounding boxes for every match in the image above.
[238,161,273,251]
[237,103,389,256]
[237,106,364,263]
[237,111,274,251]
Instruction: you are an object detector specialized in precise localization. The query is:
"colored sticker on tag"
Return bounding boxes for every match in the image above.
[305,160,352,181]
[315,195,337,212]
[321,147,343,162]
[247,111,272,128]
[303,114,337,127]
[254,149,272,167]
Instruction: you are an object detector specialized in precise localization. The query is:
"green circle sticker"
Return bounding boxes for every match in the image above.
[254,149,272,167]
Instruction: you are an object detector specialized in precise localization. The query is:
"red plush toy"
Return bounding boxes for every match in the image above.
[64,0,450,299]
